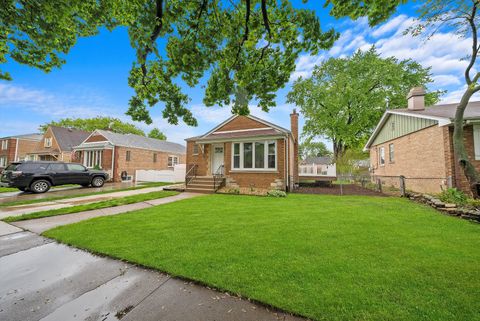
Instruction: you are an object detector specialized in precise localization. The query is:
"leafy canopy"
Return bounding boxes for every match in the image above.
[40,117,146,136]
[1,0,338,126]
[299,140,332,160]
[287,47,441,157]
[148,127,167,140]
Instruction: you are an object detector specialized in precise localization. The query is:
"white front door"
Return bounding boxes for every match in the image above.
[211,144,224,174]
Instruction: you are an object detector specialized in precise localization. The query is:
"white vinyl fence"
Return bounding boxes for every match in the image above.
[135,164,186,183]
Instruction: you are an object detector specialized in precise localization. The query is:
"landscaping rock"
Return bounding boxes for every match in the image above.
[444,203,457,208]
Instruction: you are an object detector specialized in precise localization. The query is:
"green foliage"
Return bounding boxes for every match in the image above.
[40,117,145,136]
[466,198,480,208]
[1,0,339,125]
[438,188,467,205]
[266,189,287,197]
[226,188,240,195]
[326,0,405,26]
[148,128,167,140]
[93,164,102,170]
[287,47,441,158]
[299,140,331,160]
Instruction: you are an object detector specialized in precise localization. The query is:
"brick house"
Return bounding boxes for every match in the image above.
[0,133,42,169]
[27,126,90,163]
[365,87,480,195]
[184,111,299,193]
[73,130,186,182]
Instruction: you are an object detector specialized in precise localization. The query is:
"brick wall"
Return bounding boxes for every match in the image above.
[85,134,108,142]
[16,139,40,160]
[112,146,186,182]
[370,125,450,194]
[186,141,211,176]
[216,116,268,132]
[0,138,16,168]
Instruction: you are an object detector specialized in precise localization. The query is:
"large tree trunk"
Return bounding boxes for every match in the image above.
[333,140,347,160]
[453,88,479,198]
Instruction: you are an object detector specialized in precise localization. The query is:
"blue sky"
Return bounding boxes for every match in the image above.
[0,1,473,148]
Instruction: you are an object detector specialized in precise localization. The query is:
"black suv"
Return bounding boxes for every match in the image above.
[0,161,109,193]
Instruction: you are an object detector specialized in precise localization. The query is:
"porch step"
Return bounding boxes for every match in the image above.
[185,187,214,194]
[188,183,215,189]
[191,177,215,183]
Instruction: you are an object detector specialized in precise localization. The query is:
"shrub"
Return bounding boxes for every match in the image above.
[227,188,240,195]
[466,198,480,208]
[438,188,467,205]
[267,190,287,197]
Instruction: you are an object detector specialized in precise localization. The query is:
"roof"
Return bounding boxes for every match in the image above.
[0,133,42,141]
[301,156,333,165]
[77,130,185,154]
[364,101,480,150]
[50,126,90,152]
[186,114,291,142]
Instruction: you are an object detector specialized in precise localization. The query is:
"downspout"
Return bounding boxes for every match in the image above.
[285,136,289,191]
[14,138,19,161]
[111,145,115,182]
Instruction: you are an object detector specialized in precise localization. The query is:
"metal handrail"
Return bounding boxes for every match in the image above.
[185,164,198,186]
[213,164,225,192]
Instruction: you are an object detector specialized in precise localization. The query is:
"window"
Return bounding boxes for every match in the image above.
[193,144,199,155]
[233,143,240,168]
[0,156,7,167]
[1,140,7,150]
[231,140,276,170]
[168,155,179,167]
[48,163,66,171]
[126,150,131,162]
[474,125,480,160]
[389,143,394,163]
[153,153,157,163]
[66,164,86,171]
[44,137,52,148]
[84,150,103,168]
[379,147,385,166]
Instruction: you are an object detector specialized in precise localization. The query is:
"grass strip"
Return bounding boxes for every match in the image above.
[3,190,178,222]
[0,181,174,208]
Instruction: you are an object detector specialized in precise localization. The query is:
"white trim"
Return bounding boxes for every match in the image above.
[379,146,385,167]
[388,110,451,125]
[212,127,272,134]
[14,138,19,162]
[78,130,112,146]
[1,139,8,150]
[195,135,286,144]
[231,140,277,171]
[168,155,179,167]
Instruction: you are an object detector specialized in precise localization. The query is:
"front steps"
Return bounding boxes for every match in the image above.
[186,176,215,193]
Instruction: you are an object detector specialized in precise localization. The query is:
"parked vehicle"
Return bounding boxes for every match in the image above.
[0,161,109,193]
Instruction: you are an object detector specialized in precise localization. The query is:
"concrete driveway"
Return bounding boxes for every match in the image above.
[0,231,304,321]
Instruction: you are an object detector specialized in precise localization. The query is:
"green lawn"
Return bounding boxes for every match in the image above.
[0,187,18,193]
[44,194,480,321]
[0,181,173,207]
[3,190,178,222]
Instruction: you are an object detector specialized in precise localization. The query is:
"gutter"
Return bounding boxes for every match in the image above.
[14,138,19,161]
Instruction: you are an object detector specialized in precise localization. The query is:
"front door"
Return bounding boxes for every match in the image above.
[211,144,224,174]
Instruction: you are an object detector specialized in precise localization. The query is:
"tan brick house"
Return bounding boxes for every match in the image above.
[27,126,90,163]
[185,111,299,193]
[0,133,42,169]
[73,130,186,182]
[365,87,480,195]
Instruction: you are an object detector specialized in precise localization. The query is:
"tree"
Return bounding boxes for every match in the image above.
[2,0,338,126]
[287,47,440,159]
[299,140,331,160]
[148,128,167,140]
[40,117,145,136]
[330,0,480,197]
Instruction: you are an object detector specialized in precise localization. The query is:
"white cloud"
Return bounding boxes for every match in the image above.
[371,15,410,38]
[432,75,461,87]
[439,85,480,104]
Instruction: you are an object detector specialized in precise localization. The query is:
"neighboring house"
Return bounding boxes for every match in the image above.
[365,87,480,194]
[73,130,186,182]
[27,126,90,162]
[299,156,336,180]
[0,133,42,169]
[184,110,299,193]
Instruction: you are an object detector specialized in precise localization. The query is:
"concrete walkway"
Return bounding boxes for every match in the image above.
[0,185,182,219]
[0,231,303,321]
[11,192,201,234]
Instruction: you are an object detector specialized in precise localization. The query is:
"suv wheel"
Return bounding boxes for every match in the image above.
[91,176,105,188]
[30,180,51,194]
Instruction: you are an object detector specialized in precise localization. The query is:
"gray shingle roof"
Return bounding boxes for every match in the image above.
[51,126,90,151]
[301,156,333,165]
[0,133,42,141]
[91,130,185,154]
[392,101,480,120]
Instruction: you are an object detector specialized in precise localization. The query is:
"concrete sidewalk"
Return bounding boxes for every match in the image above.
[0,231,304,321]
[11,192,201,234]
[0,185,181,219]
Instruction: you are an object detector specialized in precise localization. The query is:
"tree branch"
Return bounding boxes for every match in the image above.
[465,3,478,84]
[261,0,272,39]
[233,0,250,68]
[141,0,164,80]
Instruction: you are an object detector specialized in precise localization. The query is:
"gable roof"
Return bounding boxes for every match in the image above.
[186,114,291,142]
[0,133,42,141]
[364,101,480,150]
[77,130,185,154]
[50,126,90,152]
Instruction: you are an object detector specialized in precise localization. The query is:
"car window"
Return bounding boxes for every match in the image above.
[66,164,86,172]
[48,163,66,171]
[18,163,48,171]
[5,164,19,171]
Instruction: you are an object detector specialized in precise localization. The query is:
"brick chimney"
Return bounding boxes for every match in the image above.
[407,87,426,110]
[290,109,299,186]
